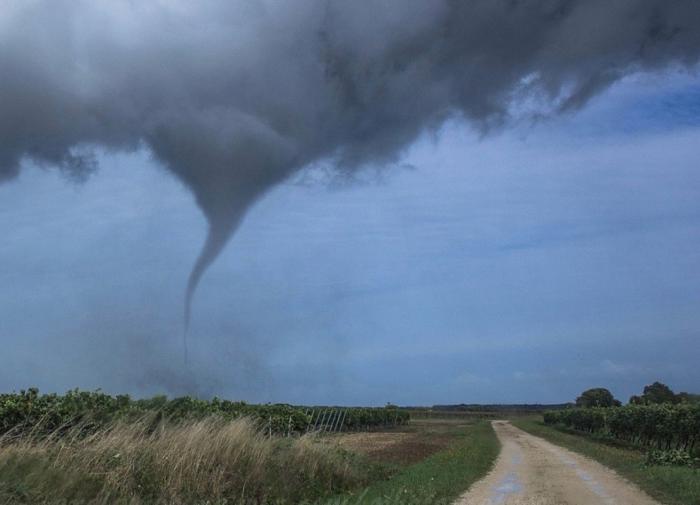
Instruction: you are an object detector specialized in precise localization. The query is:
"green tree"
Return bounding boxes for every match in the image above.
[676,392,700,404]
[575,388,620,408]
[629,395,644,405]
[641,381,677,404]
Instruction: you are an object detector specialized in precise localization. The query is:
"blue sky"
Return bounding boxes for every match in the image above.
[1,70,699,405]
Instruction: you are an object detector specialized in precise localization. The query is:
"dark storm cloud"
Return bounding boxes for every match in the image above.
[1,0,700,324]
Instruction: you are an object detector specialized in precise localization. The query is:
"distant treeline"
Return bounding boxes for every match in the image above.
[407,403,573,412]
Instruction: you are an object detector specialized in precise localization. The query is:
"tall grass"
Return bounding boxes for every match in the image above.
[0,415,375,504]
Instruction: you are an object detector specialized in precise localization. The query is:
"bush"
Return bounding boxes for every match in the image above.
[543,404,700,452]
[645,449,700,468]
[575,388,620,408]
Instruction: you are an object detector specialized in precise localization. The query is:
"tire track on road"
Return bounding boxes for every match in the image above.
[455,421,659,505]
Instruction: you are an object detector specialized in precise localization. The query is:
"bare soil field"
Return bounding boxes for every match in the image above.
[325,418,469,466]
[456,421,661,505]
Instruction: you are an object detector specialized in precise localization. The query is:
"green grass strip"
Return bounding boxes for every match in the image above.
[322,420,499,505]
[511,417,700,505]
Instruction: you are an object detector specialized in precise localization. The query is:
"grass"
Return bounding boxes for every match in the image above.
[0,415,499,505]
[0,415,381,505]
[324,420,500,505]
[327,418,479,468]
[511,416,700,505]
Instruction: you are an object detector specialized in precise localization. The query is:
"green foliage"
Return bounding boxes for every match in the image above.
[332,421,499,505]
[645,449,699,468]
[575,388,620,408]
[677,392,700,404]
[629,395,644,405]
[317,406,408,432]
[641,381,678,405]
[628,381,697,405]
[544,404,700,455]
[0,389,409,439]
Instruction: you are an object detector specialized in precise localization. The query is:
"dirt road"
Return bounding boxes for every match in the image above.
[455,421,660,505]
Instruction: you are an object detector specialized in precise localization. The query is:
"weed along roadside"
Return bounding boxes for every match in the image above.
[326,419,500,505]
[0,390,500,505]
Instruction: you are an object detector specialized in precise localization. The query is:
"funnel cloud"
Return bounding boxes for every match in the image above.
[1,0,700,329]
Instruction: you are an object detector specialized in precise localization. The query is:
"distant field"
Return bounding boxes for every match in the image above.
[324,418,463,467]
[326,418,499,505]
[404,403,570,421]
[405,409,499,420]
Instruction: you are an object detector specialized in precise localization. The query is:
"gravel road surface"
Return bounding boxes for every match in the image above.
[455,421,660,505]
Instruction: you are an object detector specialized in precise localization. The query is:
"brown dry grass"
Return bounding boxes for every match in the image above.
[0,415,374,504]
[325,418,469,467]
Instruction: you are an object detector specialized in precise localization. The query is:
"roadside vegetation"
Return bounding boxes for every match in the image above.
[0,415,383,504]
[514,381,700,505]
[327,419,499,505]
[0,388,408,438]
[0,389,499,505]
[544,382,700,455]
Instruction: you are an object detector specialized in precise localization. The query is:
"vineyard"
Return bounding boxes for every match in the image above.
[543,404,700,452]
[0,388,409,438]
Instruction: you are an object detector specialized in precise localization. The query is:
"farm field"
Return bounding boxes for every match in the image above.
[0,389,499,504]
[329,418,499,504]
[0,388,409,437]
[323,418,466,467]
[2,390,700,504]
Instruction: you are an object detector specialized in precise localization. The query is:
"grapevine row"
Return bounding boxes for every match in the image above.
[0,388,409,438]
[544,404,700,451]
